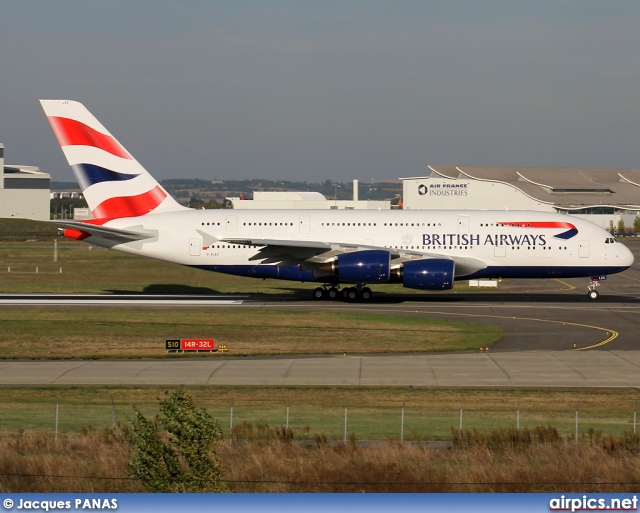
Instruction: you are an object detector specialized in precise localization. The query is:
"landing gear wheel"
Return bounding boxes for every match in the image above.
[313,287,326,300]
[588,289,599,300]
[346,288,358,301]
[360,287,373,301]
[327,287,339,300]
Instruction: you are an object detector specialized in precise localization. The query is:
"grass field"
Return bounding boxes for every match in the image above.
[0,308,502,358]
[2,387,640,493]
[0,387,638,441]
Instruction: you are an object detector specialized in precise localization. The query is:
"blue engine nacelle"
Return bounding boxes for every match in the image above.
[402,259,455,290]
[335,250,391,283]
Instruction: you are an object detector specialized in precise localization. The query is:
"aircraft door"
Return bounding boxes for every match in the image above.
[226,215,237,233]
[299,216,310,234]
[189,238,202,256]
[579,240,590,258]
[494,244,506,258]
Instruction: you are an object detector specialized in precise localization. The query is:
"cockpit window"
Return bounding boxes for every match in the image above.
[605,237,618,244]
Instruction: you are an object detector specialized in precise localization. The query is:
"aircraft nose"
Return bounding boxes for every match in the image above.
[621,244,635,268]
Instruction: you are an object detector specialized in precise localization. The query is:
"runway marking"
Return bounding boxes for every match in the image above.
[0,299,244,306]
[573,329,619,350]
[273,303,618,351]
[619,273,640,283]
[553,278,576,290]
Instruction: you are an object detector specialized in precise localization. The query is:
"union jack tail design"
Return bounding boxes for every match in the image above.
[40,100,187,221]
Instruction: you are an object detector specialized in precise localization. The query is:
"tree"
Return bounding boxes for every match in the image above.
[617,219,626,235]
[634,216,640,234]
[128,390,225,492]
[187,194,205,209]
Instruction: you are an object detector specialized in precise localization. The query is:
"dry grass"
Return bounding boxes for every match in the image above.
[1,428,640,493]
[0,429,138,493]
[221,440,640,492]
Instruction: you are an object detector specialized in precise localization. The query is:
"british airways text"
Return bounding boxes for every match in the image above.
[422,233,547,246]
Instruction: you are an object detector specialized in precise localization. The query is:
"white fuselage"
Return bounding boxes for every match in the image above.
[91,208,633,283]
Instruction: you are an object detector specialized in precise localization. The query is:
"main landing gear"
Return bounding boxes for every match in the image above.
[587,277,601,300]
[312,284,373,302]
[312,286,339,300]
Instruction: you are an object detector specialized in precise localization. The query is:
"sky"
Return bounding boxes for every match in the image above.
[2,1,640,184]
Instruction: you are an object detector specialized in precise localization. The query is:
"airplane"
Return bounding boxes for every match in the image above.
[40,99,634,301]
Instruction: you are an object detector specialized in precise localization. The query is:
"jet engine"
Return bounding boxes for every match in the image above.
[401,259,455,290]
[332,250,391,283]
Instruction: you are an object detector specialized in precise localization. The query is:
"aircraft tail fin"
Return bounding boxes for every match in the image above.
[40,100,187,221]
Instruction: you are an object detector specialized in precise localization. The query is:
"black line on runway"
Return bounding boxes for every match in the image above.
[283,359,296,383]
[132,362,156,381]
[52,361,92,384]
[421,355,437,386]
[206,360,230,384]
[608,352,640,371]
[547,353,589,386]
[486,355,515,386]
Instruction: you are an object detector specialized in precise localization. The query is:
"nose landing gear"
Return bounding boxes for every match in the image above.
[587,276,605,300]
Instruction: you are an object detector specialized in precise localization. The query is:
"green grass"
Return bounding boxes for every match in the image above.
[0,308,502,358]
[0,387,637,441]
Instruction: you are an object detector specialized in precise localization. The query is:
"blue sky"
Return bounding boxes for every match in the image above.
[2,1,640,183]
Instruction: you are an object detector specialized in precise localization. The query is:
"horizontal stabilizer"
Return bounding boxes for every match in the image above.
[52,220,156,243]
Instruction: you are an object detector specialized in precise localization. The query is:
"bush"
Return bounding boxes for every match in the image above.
[127,390,225,492]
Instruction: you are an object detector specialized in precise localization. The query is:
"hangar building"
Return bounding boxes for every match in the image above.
[229,180,390,210]
[402,166,640,231]
[0,143,50,221]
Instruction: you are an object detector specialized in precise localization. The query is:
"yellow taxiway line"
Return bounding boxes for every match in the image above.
[276,303,618,351]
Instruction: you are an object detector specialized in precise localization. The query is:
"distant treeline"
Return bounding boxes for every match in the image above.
[159,178,402,202]
[48,178,403,214]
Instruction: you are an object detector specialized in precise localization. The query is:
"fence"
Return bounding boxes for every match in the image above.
[0,398,637,442]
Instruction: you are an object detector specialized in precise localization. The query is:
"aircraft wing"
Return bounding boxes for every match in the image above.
[220,237,487,277]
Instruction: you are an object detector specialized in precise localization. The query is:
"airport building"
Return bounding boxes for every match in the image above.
[402,166,640,231]
[229,180,390,210]
[0,143,50,221]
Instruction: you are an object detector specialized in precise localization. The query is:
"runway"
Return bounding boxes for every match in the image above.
[1,350,640,388]
[1,277,640,387]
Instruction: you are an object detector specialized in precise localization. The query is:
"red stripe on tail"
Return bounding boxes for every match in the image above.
[92,185,167,219]
[47,116,131,159]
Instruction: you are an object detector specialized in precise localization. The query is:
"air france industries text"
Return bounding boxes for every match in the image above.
[420,183,469,197]
[422,233,547,247]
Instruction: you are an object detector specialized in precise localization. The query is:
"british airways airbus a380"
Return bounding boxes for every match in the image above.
[40,100,634,301]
